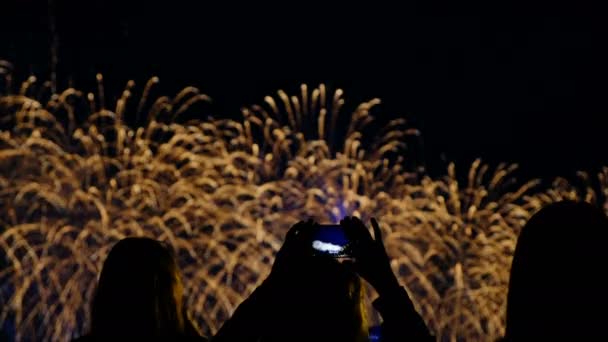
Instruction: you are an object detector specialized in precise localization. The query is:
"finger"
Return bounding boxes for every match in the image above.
[341,216,357,231]
[351,216,373,240]
[297,222,316,244]
[339,216,353,230]
[341,217,356,241]
[370,217,383,242]
[352,216,368,229]
[286,221,306,241]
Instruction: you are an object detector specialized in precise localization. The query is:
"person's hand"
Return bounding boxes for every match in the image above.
[269,219,317,281]
[341,216,401,296]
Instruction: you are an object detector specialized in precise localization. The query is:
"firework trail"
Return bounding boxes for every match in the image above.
[0,68,546,341]
[533,169,608,212]
[389,160,541,340]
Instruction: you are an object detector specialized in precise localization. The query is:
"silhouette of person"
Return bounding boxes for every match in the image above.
[74,237,206,341]
[213,217,433,342]
[503,201,608,340]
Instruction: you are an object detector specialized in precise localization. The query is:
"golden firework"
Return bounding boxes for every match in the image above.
[1,69,550,341]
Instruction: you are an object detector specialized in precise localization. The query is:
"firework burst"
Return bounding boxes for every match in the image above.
[2,64,572,341]
[380,160,542,340]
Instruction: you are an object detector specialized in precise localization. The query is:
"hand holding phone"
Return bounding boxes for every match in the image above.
[340,217,401,295]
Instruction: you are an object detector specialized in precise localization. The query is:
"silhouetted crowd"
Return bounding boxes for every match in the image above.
[73,201,608,341]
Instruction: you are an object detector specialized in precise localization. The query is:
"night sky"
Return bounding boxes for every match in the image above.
[2,2,607,182]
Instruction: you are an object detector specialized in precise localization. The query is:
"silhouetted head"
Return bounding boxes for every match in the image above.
[89,237,185,338]
[266,257,368,342]
[505,201,608,340]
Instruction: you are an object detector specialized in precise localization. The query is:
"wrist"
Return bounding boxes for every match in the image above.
[373,274,402,296]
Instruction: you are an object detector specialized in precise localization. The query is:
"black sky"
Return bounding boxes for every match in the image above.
[2,2,607,181]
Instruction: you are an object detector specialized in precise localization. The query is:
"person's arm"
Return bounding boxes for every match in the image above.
[212,220,316,342]
[373,283,433,342]
[212,278,276,342]
[341,217,434,342]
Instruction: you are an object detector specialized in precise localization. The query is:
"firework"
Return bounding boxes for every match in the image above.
[382,160,541,340]
[1,69,547,341]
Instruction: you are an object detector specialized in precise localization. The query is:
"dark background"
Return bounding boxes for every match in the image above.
[1,1,607,181]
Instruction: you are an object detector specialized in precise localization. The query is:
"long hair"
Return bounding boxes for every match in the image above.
[505,201,608,339]
[89,237,185,338]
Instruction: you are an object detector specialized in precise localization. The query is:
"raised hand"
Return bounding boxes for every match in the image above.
[269,219,317,280]
[340,216,401,296]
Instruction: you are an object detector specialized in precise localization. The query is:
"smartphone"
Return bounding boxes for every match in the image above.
[311,224,352,258]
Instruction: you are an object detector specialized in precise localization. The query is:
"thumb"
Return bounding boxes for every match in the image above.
[370,217,383,243]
